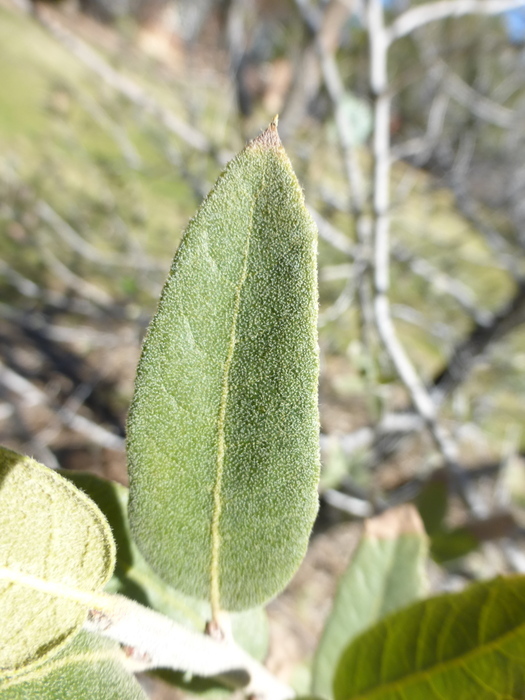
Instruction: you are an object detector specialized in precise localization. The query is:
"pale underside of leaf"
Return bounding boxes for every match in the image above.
[0,446,115,674]
[312,506,428,700]
[0,631,147,700]
[127,122,320,612]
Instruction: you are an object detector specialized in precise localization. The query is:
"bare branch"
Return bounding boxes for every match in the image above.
[319,277,356,325]
[322,488,374,517]
[36,200,162,270]
[388,0,525,44]
[280,0,352,141]
[443,63,515,129]
[432,277,525,404]
[391,91,450,162]
[74,89,142,170]
[392,245,493,325]
[0,361,124,451]
[39,246,116,308]
[308,206,356,256]
[311,1,366,213]
[368,0,485,515]
[31,5,211,153]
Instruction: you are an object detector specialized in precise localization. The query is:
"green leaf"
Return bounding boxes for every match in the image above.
[0,447,115,674]
[430,527,479,563]
[415,470,448,535]
[312,506,428,700]
[333,575,525,700]
[0,631,147,699]
[127,120,320,612]
[59,470,269,662]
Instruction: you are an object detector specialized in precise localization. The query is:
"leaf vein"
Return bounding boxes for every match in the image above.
[209,165,267,617]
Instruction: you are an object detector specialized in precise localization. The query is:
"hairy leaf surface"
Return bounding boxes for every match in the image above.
[0,447,115,673]
[313,506,428,699]
[0,631,146,699]
[60,471,268,666]
[334,575,525,700]
[127,121,319,612]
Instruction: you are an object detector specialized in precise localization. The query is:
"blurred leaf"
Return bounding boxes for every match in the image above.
[430,527,479,563]
[60,471,269,657]
[501,454,525,510]
[0,631,146,699]
[415,470,448,535]
[127,121,320,612]
[334,575,525,700]
[0,447,115,675]
[328,93,372,146]
[320,437,350,491]
[312,506,428,700]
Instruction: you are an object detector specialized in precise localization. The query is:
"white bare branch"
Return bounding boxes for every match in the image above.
[368,0,486,516]
[388,0,525,44]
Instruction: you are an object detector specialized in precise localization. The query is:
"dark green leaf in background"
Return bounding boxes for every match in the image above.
[334,575,525,700]
[312,505,428,700]
[127,120,320,613]
[0,447,115,675]
[415,470,448,536]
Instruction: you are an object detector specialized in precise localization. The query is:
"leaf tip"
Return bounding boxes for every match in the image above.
[249,117,282,151]
[364,504,426,540]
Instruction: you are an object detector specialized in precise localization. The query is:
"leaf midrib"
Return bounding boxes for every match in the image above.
[209,163,267,616]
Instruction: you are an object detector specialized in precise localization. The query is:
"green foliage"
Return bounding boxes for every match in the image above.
[127,121,320,613]
[415,472,479,563]
[415,473,448,536]
[60,471,269,661]
[429,527,479,564]
[0,447,115,675]
[0,632,147,700]
[312,506,428,700]
[334,576,525,700]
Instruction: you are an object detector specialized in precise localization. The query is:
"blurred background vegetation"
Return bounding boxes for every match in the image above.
[1,0,525,695]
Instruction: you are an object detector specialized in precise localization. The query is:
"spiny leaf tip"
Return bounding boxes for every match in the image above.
[249,117,282,151]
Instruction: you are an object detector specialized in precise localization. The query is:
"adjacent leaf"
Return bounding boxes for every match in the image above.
[127,120,320,612]
[320,436,350,491]
[334,575,525,700]
[415,470,448,535]
[0,447,115,674]
[0,631,146,699]
[430,526,478,563]
[312,506,428,700]
[60,471,269,663]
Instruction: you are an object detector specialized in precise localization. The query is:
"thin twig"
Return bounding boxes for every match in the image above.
[0,361,124,451]
[391,91,450,162]
[74,89,142,170]
[367,0,485,516]
[32,4,211,153]
[36,200,162,270]
[388,0,525,44]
